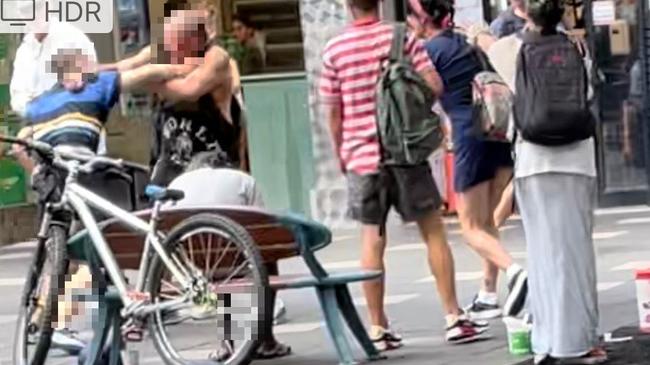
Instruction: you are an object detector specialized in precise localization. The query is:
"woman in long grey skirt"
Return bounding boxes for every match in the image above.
[513,0,606,364]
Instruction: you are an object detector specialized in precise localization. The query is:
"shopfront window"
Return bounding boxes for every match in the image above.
[590,0,647,193]
[218,0,305,75]
[117,0,149,56]
[117,0,150,117]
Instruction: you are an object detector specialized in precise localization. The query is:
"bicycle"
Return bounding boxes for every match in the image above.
[1,136,268,365]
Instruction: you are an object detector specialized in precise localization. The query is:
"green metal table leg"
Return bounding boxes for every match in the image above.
[316,286,357,365]
[335,285,385,361]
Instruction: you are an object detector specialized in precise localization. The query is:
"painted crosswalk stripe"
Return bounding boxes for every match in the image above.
[417,271,483,284]
[511,251,527,259]
[388,243,423,252]
[333,235,357,242]
[500,225,517,232]
[275,321,323,335]
[597,282,625,292]
[0,252,32,261]
[353,294,419,307]
[597,206,650,216]
[593,231,628,240]
[387,240,460,253]
[0,278,25,287]
[6,241,37,250]
[611,261,650,272]
[617,217,650,225]
[323,260,360,270]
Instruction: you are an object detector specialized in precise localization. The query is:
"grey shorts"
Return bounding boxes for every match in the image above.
[347,164,442,226]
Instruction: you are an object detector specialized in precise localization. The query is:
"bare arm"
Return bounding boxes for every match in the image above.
[153,46,231,102]
[120,63,196,92]
[325,102,345,172]
[420,68,444,98]
[98,46,152,72]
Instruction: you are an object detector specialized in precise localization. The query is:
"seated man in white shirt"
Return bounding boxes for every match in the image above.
[168,151,291,360]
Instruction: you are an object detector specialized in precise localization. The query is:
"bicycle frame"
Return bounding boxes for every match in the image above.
[43,161,194,316]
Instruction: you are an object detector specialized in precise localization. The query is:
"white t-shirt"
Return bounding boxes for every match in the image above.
[10,22,107,154]
[168,167,264,208]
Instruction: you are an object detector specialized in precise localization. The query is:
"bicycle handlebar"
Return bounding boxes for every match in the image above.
[0,134,125,175]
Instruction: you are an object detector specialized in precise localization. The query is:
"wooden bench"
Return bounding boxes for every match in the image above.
[68,206,383,365]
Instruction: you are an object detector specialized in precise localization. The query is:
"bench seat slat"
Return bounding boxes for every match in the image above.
[208,270,383,292]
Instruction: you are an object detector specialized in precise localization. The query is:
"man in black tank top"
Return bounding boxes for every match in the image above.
[150,90,244,186]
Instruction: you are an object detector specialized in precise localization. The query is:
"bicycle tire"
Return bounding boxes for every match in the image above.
[13,225,69,365]
[146,213,268,365]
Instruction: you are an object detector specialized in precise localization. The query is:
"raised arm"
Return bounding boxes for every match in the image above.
[153,46,231,102]
[120,63,196,92]
[99,45,152,72]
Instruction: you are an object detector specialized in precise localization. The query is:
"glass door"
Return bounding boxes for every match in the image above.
[587,0,650,205]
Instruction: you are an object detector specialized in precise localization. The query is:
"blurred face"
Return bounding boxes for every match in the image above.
[163,8,207,62]
[232,20,253,44]
[511,0,526,13]
[51,50,94,88]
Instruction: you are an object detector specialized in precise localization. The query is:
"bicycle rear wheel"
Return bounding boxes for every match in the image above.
[147,213,268,365]
[13,225,69,365]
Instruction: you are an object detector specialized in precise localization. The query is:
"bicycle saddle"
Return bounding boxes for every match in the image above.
[145,185,185,202]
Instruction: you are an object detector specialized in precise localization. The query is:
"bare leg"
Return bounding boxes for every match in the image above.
[493,181,515,229]
[457,180,513,271]
[416,210,461,316]
[478,169,514,293]
[360,225,388,328]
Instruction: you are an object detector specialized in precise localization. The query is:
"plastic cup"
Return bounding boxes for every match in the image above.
[503,317,532,355]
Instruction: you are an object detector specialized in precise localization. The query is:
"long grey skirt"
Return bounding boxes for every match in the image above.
[515,173,599,358]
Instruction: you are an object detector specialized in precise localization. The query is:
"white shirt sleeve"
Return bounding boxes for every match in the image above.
[10,44,33,116]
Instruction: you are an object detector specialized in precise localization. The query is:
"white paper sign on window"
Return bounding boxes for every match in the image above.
[592,0,616,26]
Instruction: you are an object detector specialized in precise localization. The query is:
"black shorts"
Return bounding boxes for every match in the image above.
[347,164,442,226]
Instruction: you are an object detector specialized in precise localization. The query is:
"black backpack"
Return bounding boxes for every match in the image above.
[514,32,595,146]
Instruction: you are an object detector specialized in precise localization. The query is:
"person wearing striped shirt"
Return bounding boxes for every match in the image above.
[319,0,488,349]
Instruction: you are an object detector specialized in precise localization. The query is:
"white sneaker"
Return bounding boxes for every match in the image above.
[51,329,85,355]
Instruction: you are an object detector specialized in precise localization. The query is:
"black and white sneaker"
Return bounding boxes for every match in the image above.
[504,268,528,317]
[369,326,403,352]
[465,295,502,320]
[445,318,489,344]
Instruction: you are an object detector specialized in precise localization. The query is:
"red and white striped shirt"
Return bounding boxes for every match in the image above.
[319,18,434,175]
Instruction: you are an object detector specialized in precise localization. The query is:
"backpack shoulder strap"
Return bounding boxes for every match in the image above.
[389,23,407,62]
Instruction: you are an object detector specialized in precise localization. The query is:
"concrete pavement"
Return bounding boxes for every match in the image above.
[0,206,650,364]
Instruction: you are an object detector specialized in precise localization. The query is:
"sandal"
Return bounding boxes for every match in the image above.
[208,340,234,362]
[254,341,292,360]
[558,348,607,365]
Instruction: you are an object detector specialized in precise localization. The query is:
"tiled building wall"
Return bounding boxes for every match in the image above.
[300,0,354,228]
[0,204,37,246]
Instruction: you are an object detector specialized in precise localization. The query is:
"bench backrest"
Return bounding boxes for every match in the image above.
[75,206,327,271]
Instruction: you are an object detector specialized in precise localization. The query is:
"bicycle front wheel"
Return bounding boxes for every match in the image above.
[13,225,69,365]
[147,213,268,365]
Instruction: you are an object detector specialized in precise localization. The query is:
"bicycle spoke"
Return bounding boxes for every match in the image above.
[187,236,196,266]
[226,247,245,279]
[161,279,184,296]
[208,240,233,278]
[220,261,249,287]
[204,233,213,274]
[199,233,207,263]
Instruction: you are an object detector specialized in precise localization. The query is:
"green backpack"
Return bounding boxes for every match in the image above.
[376,23,443,166]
